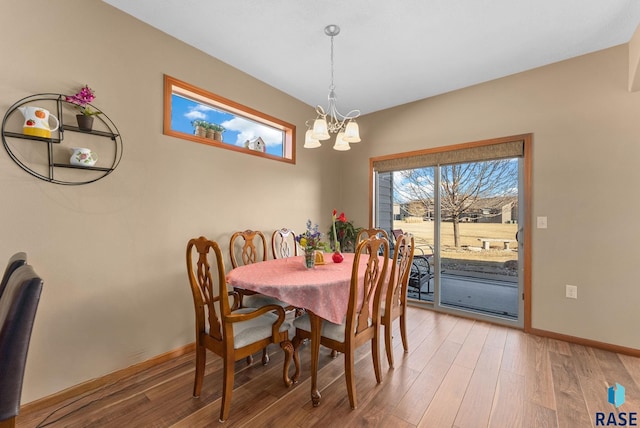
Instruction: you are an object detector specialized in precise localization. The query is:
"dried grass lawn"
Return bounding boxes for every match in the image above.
[393,220,519,263]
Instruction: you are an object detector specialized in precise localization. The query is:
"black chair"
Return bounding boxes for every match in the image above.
[0,264,44,428]
[0,252,27,299]
[408,254,434,299]
[391,230,434,300]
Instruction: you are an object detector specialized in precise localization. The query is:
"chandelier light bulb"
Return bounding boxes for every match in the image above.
[311,117,330,140]
[343,120,361,143]
[304,129,322,148]
[333,132,351,151]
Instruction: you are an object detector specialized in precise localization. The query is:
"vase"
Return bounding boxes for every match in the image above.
[70,147,98,167]
[304,248,316,269]
[76,115,94,131]
[195,126,206,138]
[332,251,344,264]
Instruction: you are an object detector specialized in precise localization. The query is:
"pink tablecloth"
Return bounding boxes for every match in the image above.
[226,253,358,324]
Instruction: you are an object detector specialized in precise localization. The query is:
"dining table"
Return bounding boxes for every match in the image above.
[226,252,364,406]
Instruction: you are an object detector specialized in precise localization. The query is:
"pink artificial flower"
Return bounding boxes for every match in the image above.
[65,85,101,116]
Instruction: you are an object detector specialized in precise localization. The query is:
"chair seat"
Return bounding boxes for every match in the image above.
[293,312,372,343]
[205,308,292,349]
[294,312,346,342]
[242,293,290,310]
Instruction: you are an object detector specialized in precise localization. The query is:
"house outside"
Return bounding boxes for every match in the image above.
[395,197,517,224]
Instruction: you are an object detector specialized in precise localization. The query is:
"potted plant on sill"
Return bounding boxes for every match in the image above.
[209,123,225,141]
[191,119,208,138]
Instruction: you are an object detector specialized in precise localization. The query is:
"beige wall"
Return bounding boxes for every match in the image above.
[3,0,640,407]
[0,0,341,403]
[340,43,640,351]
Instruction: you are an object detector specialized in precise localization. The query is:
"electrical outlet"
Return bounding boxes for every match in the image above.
[566,284,578,299]
[537,216,548,229]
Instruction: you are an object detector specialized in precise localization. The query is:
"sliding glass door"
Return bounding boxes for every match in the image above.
[373,137,528,327]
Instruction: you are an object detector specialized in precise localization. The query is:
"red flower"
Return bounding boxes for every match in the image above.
[337,212,347,222]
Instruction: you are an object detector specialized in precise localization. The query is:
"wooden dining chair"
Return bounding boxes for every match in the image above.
[292,235,389,409]
[271,228,299,259]
[381,233,414,368]
[186,236,296,422]
[229,229,268,268]
[229,229,288,309]
[229,229,294,365]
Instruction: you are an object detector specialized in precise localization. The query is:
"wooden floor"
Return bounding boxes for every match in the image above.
[18,307,640,427]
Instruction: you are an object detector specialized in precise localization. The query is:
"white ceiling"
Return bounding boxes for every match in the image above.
[103,0,640,115]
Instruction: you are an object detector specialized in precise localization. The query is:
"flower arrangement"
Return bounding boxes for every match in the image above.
[296,220,323,250]
[65,85,101,116]
[329,210,362,253]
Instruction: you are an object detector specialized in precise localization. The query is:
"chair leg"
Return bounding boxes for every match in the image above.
[280,340,295,387]
[193,344,206,397]
[291,335,302,383]
[246,354,253,365]
[371,326,382,383]
[344,349,357,409]
[384,321,395,368]
[262,347,269,365]
[400,309,409,354]
[219,357,235,422]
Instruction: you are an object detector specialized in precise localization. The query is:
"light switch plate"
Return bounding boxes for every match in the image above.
[537,216,548,229]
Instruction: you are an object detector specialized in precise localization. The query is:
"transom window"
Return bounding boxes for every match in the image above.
[163,75,295,163]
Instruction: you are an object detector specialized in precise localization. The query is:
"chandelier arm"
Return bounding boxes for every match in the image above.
[332,109,360,121]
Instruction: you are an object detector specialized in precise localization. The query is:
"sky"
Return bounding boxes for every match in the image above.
[392,160,518,204]
[170,94,284,157]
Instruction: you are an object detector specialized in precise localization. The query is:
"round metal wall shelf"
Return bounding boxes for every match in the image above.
[1,93,123,185]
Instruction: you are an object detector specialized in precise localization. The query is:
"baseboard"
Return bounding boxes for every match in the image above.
[20,342,195,415]
[528,327,640,357]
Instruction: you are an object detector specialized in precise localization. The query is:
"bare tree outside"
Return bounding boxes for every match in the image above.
[394,159,517,247]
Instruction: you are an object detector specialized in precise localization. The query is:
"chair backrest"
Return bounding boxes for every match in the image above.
[347,236,389,337]
[385,234,415,314]
[186,237,231,348]
[357,229,389,256]
[271,228,298,259]
[229,230,267,268]
[0,252,27,299]
[356,228,389,243]
[0,264,43,424]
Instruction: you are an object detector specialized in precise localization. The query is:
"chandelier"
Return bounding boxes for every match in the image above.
[304,24,361,151]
